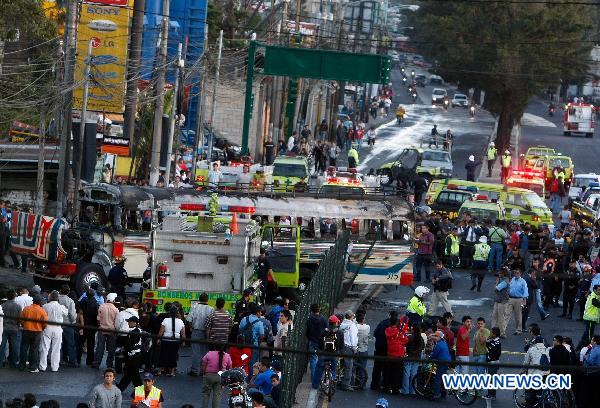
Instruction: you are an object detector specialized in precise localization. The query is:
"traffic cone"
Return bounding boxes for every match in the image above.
[230,212,239,235]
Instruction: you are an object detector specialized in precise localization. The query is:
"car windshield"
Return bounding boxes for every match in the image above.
[273,163,307,178]
[549,158,570,168]
[524,193,546,208]
[433,90,445,95]
[460,207,500,222]
[454,95,467,100]
[574,177,599,188]
[422,151,451,163]
[527,148,554,156]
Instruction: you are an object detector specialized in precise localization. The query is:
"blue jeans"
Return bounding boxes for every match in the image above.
[488,242,504,272]
[312,357,338,389]
[471,354,486,376]
[0,330,20,367]
[340,346,354,387]
[433,364,447,397]
[94,332,116,367]
[308,340,320,384]
[401,361,420,394]
[535,289,549,319]
[61,326,77,364]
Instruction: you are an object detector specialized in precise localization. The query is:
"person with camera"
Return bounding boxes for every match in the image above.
[430,259,453,315]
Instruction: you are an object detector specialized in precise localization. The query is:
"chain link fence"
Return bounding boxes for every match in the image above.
[280,230,350,408]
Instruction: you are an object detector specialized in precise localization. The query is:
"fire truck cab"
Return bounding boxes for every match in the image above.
[563,102,595,138]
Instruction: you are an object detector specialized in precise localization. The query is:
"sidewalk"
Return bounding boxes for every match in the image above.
[293,284,378,408]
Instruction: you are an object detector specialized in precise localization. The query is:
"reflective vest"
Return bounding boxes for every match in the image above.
[348,148,359,165]
[555,170,565,180]
[445,234,459,256]
[501,154,511,168]
[487,147,497,160]
[407,295,426,317]
[583,291,600,323]
[473,243,490,261]
[133,385,162,408]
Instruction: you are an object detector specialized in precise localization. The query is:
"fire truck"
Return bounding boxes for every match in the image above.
[563,102,595,138]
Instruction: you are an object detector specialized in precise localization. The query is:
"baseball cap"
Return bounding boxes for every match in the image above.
[127,315,139,323]
[106,293,117,303]
[143,372,154,381]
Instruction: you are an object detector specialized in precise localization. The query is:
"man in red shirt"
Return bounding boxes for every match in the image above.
[455,316,472,375]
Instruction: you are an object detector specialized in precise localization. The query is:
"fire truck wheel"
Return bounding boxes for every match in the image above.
[73,263,107,295]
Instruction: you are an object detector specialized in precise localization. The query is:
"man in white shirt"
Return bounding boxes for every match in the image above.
[187,292,214,376]
[339,310,358,391]
[40,291,68,372]
[287,133,296,152]
[15,287,33,309]
[208,162,222,189]
[355,313,370,369]
[58,284,78,367]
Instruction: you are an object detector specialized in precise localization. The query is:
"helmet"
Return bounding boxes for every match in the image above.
[490,142,495,147]
[375,398,389,408]
[415,286,430,297]
[328,315,340,325]
[505,150,510,154]
[468,155,475,162]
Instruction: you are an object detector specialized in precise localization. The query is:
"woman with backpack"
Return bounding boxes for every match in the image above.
[157,307,186,377]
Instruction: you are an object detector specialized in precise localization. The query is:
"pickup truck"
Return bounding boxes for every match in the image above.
[572,193,600,228]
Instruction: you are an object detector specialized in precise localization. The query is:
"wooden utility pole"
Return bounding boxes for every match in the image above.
[164,43,182,184]
[73,39,93,221]
[56,0,77,217]
[149,0,170,186]
[35,107,47,214]
[208,30,224,162]
[123,0,146,143]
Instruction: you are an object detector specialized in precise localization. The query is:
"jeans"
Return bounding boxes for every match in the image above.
[456,355,469,375]
[61,326,77,364]
[341,346,354,387]
[19,330,41,370]
[401,361,419,394]
[201,372,223,408]
[190,329,208,374]
[308,340,320,384]
[486,363,499,397]
[414,254,432,281]
[432,364,447,397]
[471,354,486,376]
[535,289,549,319]
[94,332,116,367]
[488,242,504,272]
[312,357,338,389]
[0,330,19,367]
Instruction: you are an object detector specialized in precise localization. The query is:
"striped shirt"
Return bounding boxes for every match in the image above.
[205,309,233,343]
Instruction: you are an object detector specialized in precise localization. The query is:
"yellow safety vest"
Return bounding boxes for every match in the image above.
[133,386,162,408]
[348,149,359,165]
[407,295,426,317]
[583,291,600,323]
[501,154,511,168]
[445,234,459,256]
[473,243,490,261]
[487,147,497,160]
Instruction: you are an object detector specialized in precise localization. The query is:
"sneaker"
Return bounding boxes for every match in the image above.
[29,368,40,373]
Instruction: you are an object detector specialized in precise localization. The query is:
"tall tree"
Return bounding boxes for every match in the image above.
[409,2,594,151]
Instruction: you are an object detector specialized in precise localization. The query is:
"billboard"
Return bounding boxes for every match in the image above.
[73,1,132,113]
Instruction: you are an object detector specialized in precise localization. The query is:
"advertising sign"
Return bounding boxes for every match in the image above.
[73,1,132,113]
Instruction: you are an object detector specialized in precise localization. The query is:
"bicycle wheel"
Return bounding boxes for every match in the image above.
[542,390,561,408]
[412,367,434,398]
[513,389,529,408]
[453,388,478,406]
[560,389,575,408]
[352,364,368,390]
[320,370,335,402]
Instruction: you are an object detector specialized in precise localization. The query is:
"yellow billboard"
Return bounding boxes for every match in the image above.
[43,0,65,35]
[73,1,132,113]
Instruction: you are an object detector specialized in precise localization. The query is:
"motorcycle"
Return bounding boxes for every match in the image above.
[412,92,418,103]
[470,105,475,117]
[549,106,555,117]
[443,99,449,110]
[222,369,253,408]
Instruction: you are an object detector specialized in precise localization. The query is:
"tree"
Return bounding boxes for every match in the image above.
[409,2,594,151]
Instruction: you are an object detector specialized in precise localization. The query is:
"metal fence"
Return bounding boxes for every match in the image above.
[280,230,350,408]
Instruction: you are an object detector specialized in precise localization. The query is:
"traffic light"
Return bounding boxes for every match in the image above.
[380,56,392,84]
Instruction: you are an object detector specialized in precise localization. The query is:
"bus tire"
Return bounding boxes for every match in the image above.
[73,263,107,295]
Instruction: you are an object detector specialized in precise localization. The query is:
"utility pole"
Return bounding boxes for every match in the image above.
[149,0,170,186]
[295,0,302,31]
[164,43,182,184]
[191,74,206,178]
[35,107,47,214]
[56,0,77,217]
[73,39,93,221]
[123,0,146,143]
[208,30,223,163]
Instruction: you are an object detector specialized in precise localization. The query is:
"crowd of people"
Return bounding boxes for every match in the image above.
[0,283,299,407]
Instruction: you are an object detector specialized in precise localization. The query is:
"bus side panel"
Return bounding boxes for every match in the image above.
[348,243,413,285]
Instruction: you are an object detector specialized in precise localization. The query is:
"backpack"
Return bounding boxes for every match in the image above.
[241,316,258,343]
[538,346,551,371]
[323,331,337,352]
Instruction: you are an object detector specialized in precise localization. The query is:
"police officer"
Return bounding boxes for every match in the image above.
[445,227,460,268]
[407,286,429,326]
[501,150,512,183]
[486,142,498,177]
[108,256,128,301]
[579,284,600,349]
[471,236,490,292]
[117,316,143,392]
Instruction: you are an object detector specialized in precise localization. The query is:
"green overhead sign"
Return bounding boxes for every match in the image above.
[262,45,391,84]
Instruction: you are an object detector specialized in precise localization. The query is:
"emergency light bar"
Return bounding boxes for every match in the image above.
[512,169,543,179]
[447,184,478,193]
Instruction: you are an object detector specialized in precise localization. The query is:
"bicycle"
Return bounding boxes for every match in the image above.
[412,363,478,405]
[320,360,336,402]
[513,388,561,408]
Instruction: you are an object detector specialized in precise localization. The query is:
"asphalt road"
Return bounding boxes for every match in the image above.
[519,97,599,174]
